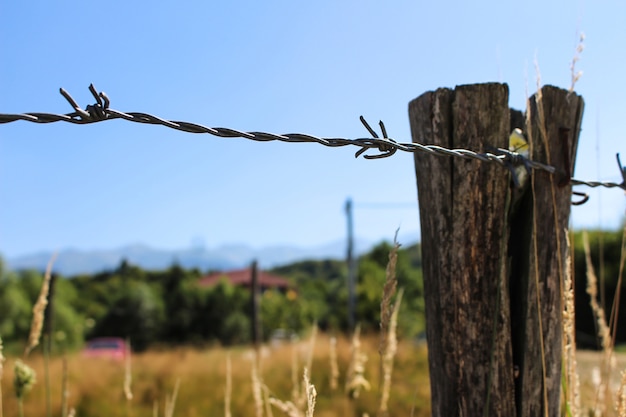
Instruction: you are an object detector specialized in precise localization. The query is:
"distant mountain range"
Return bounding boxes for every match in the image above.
[3,234,418,276]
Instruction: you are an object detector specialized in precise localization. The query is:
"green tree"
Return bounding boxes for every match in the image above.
[158,263,208,344]
[221,311,250,345]
[260,289,313,336]
[272,259,348,331]
[52,301,84,351]
[0,267,85,352]
[206,279,250,344]
[0,276,32,347]
[92,281,165,351]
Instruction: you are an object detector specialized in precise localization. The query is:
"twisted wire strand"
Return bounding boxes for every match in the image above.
[571,179,624,189]
[0,84,624,192]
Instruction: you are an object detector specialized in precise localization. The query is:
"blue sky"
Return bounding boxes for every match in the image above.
[1,1,625,259]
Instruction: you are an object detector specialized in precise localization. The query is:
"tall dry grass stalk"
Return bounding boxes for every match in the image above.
[608,223,626,348]
[565,47,584,417]
[61,355,69,417]
[124,338,133,401]
[304,325,317,384]
[378,235,401,416]
[617,371,626,417]
[526,84,550,417]
[290,342,300,405]
[294,324,317,410]
[0,337,4,417]
[262,384,274,417]
[163,378,180,417]
[24,253,57,357]
[378,289,403,417]
[379,236,400,358]
[564,41,584,414]
[583,231,613,353]
[345,325,370,399]
[225,353,232,417]
[570,31,585,93]
[329,336,339,391]
[251,351,264,417]
[533,62,567,295]
[563,230,580,416]
[303,368,316,417]
[268,368,317,417]
[268,396,301,417]
[151,379,180,417]
[583,230,615,415]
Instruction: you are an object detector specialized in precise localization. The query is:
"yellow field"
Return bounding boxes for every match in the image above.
[5,335,626,417]
[1,333,431,417]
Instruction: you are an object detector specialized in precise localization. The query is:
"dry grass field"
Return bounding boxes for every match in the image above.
[0,333,432,417]
[2,223,625,416]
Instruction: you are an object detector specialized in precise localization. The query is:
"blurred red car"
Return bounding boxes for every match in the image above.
[82,337,127,361]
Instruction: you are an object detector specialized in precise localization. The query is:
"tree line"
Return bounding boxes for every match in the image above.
[0,242,424,354]
[0,229,624,354]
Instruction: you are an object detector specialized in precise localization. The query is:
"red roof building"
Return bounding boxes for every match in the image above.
[198,268,291,292]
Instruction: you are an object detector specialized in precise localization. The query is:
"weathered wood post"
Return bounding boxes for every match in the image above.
[408,83,583,416]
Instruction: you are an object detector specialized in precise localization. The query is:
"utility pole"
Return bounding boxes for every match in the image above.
[250,260,261,349]
[345,198,356,331]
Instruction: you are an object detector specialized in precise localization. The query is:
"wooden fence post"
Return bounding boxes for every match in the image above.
[513,86,584,417]
[408,83,583,416]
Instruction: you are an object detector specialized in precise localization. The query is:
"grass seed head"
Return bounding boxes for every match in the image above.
[24,253,57,357]
[13,360,36,399]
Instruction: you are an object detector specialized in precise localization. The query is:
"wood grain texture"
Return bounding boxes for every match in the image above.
[410,84,583,416]
[513,86,584,417]
[409,83,515,417]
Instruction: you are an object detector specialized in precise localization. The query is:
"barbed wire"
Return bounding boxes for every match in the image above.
[1,84,624,194]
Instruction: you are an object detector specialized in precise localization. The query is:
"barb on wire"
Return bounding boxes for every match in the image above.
[1,84,625,194]
[357,116,396,159]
